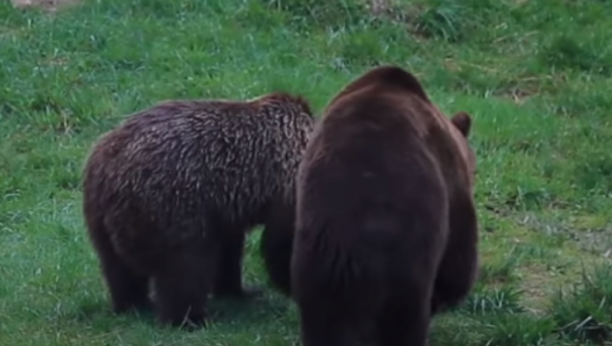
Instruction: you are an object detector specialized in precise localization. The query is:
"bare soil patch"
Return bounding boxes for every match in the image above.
[10,0,81,12]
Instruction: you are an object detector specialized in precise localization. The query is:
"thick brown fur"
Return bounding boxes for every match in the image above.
[290,65,479,346]
[82,92,314,329]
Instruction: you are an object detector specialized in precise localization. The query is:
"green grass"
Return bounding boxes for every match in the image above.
[1,0,612,345]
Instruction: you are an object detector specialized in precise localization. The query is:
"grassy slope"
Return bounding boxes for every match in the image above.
[1,0,612,345]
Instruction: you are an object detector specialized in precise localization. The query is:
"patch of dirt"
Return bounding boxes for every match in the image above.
[367,0,390,16]
[11,0,81,12]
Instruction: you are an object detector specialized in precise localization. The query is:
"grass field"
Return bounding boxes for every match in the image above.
[1,0,612,345]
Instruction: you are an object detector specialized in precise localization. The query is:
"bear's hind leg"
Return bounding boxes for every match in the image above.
[213,230,263,299]
[259,197,295,297]
[88,222,150,313]
[431,192,479,315]
[375,296,431,346]
[152,248,217,330]
[103,255,150,314]
[298,304,355,346]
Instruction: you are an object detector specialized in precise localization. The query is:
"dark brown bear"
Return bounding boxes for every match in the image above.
[290,65,479,346]
[82,92,315,329]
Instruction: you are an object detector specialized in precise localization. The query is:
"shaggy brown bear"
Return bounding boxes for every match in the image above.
[290,65,479,346]
[82,92,315,329]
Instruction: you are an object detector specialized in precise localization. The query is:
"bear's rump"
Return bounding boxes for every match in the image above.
[102,196,214,275]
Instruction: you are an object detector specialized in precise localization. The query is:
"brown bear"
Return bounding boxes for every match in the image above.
[290,65,479,346]
[81,92,315,329]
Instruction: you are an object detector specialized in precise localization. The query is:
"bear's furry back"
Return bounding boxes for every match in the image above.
[83,93,314,252]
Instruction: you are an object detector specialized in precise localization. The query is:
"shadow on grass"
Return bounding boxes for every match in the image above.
[69,289,293,332]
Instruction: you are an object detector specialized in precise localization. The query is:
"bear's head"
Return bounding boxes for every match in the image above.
[449,111,477,190]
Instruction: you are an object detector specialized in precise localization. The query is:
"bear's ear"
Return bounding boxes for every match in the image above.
[450,111,472,137]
